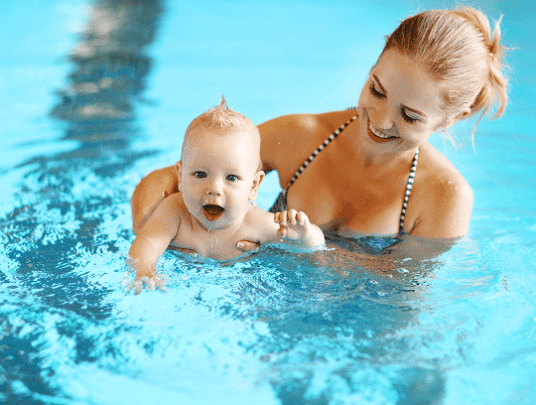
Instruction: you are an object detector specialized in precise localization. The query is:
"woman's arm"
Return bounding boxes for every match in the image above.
[131,165,178,235]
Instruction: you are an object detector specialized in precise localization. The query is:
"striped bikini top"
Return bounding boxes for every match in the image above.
[269,114,419,233]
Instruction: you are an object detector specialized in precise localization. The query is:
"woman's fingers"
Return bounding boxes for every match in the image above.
[236,240,261,252]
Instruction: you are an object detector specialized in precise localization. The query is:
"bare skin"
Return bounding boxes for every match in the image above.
[127,129,324,293]
[259,111,473,238]
[131,51,473,260]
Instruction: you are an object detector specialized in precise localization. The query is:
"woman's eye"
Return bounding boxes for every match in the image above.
[194,171,207,178]
[369,82,385,98]
[226,174,238,182]
[401,109,418,124]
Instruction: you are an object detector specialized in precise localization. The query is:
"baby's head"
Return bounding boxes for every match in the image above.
[177,97,264,230]
[182,96,261,169]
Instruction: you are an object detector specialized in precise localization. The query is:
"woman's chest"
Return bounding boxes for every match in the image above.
[284,158,409,235]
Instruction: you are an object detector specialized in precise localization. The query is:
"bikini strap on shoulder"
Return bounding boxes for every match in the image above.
[284,115,358,191]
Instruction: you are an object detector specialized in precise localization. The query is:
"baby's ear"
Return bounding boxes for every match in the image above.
[176,161,182,192]
[248,170,265,202]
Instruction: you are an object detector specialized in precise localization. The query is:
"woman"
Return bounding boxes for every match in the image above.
[131,7,507,252]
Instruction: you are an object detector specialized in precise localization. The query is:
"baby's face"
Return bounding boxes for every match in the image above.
[178,130,262,231]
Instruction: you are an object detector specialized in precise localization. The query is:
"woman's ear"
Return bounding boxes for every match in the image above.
[248,170,265,202]
[175,161,182,192]
[445,107,472,128]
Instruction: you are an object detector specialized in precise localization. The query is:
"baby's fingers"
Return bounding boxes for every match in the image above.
[295,211,309,226]
[287,209,299,226]
[147,277,156,291]
[275,210,289,227]
[134,282,143,295]
[276,210,297,227]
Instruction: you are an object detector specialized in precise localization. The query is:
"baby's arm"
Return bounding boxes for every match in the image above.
[127,195,181,293]
[274,209,325,248]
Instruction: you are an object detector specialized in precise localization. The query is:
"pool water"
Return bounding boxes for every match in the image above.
[1,0,536,404]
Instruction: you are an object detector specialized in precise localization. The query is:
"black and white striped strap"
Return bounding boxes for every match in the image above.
[399,148,419,231]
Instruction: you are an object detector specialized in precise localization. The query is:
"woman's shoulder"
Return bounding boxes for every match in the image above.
[258,110,358,172]
[259,110,357,137]
[410,143,473,237]
[418,143,472,195]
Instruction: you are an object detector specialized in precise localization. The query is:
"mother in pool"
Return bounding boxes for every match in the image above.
[130,7,508,256]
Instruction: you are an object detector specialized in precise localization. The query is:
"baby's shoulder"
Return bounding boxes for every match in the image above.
[243,205,280,243]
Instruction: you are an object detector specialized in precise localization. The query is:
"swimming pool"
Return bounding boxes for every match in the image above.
[1,0,535,404]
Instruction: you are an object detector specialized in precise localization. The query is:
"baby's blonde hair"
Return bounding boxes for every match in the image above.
[383,7,508,141]
[182,96,261,168]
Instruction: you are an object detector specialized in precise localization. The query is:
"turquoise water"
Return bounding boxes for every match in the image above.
[1,1,535,404]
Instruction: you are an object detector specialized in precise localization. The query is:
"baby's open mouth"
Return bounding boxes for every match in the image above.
[203,204,225,221]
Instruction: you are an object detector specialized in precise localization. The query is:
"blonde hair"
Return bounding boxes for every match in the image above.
[182,96,261,167]
[383,7,508,140]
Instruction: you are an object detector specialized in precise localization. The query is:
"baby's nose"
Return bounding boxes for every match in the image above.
[206,178,223,195]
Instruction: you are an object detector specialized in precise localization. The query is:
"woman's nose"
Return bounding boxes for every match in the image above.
[370,108,395,131]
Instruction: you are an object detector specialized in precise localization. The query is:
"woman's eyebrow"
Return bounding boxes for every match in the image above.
[372,75,387,94]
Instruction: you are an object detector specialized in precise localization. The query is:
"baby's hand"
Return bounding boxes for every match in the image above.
[274,209,315,242]
[123,272,168,295]
[123,257,167,295]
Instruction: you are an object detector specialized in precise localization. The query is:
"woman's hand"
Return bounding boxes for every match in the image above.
[236,240,261,252]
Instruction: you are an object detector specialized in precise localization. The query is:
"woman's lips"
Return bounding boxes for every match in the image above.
[203,204,224,221]
[367,117,398,143]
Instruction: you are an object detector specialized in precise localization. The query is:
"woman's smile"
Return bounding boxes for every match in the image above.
[366,115,399,143]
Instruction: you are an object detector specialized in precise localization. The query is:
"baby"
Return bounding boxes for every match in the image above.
[127,97,324,291]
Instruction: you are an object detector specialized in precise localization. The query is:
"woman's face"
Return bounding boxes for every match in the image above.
[358,49,448,153]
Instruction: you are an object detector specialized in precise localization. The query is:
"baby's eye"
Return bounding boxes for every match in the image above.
[194,171,207,178]
[226,174,238,182]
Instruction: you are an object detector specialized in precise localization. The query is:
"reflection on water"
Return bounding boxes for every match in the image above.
[4,0,164,265]
[2,1,535,404]
[1,4,163,400]
[5,0,165,246]
[50,0,163,148]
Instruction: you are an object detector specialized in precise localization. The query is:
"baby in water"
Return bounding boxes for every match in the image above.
[127,97,324,291]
